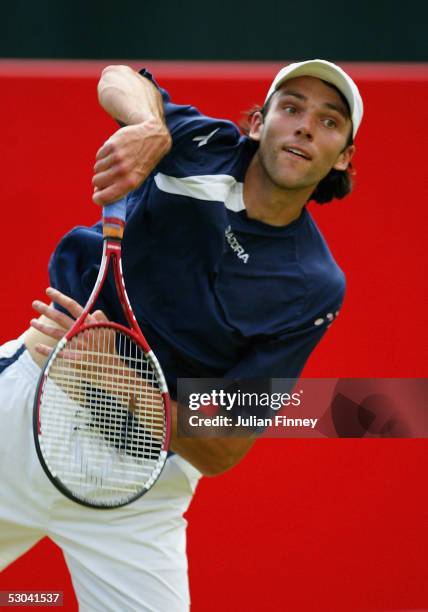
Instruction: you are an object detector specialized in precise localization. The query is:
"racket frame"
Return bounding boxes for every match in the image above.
[33,201,171,509]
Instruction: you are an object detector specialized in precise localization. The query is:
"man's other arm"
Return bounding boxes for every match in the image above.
[169,400,256,476]
[93,65,172,206]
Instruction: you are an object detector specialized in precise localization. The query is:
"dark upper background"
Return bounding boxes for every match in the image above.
[2,0,427,61]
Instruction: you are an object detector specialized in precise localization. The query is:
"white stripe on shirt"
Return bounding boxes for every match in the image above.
[154,173,245,212]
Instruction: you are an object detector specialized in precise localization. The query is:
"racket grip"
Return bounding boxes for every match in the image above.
[102,199,127,239]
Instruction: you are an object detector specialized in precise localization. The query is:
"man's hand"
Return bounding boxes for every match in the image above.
[31,287,108,356]
[93,65,172,206]
[92,120,171,206]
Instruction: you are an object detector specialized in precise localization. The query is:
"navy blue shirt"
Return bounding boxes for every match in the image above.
[49,70,345,398]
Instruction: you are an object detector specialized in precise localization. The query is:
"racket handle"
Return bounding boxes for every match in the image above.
[102,199,127,239]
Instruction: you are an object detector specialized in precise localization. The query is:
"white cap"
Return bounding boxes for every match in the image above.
[265,59,364,138]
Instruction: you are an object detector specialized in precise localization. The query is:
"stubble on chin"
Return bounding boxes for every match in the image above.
[258,146,313,192]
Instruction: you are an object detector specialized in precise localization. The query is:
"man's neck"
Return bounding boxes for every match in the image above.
[243,154,314,227]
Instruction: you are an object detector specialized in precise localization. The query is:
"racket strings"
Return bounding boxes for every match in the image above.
[39,326,167,505]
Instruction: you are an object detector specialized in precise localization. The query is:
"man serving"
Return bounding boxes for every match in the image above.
[1,59,363,611]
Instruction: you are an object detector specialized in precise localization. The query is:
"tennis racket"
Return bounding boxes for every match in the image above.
[33,199,171,509]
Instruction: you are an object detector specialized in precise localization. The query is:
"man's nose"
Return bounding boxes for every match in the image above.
[295,115,314,140]
[295,126,313,141]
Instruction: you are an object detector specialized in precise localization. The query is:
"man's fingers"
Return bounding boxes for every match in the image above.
[92,169,115,191]
[93,153,116,174]
[93,187,117,206]
[92,124,171,205]
[91,310,109,323]
[35,343,53,357]
[32,300,74,329]
[84,310,109,325]
[45,287,84,320]
[30,319,66,340]
[92,183,132,206]
[32,290,109,345]
[92,165,130,191]
[95,140,114,161]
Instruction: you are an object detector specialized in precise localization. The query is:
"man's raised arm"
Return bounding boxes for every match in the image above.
[93,65,172,206]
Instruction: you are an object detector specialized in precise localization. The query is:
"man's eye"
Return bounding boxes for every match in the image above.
[283,105,296,114]
[323,118,337,128]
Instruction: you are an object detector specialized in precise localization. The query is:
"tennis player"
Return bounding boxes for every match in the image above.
[0,60,363,611]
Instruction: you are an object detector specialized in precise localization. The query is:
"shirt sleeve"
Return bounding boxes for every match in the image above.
[223,269,345,381]
[224,320,329,380]
[139,68,241,176]
[217,321,333,433]
[48,225,113,317]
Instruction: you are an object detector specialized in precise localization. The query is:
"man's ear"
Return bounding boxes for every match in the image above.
[334,144,355,171]
[248,111,264,142]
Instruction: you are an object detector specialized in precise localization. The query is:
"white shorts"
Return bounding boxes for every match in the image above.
[0,339,202,612]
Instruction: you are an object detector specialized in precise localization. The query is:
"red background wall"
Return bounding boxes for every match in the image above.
[0,61,427,611]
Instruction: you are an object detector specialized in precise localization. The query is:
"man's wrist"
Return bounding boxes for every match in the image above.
[133,118,171,154]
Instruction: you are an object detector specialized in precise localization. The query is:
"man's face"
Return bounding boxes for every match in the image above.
[249,76,355,193]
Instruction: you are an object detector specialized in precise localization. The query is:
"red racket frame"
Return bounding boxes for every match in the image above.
[33,225,171,508]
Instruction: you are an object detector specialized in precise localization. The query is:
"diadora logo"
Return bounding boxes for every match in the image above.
[192,128,220,147]
[225,225,250,264]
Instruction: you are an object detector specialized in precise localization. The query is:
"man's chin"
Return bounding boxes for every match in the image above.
[273,176,318,194]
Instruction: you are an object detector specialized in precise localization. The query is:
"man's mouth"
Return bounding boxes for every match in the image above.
[283,146,312,161]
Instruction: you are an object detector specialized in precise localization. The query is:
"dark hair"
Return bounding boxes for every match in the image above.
[240,85,355,205]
